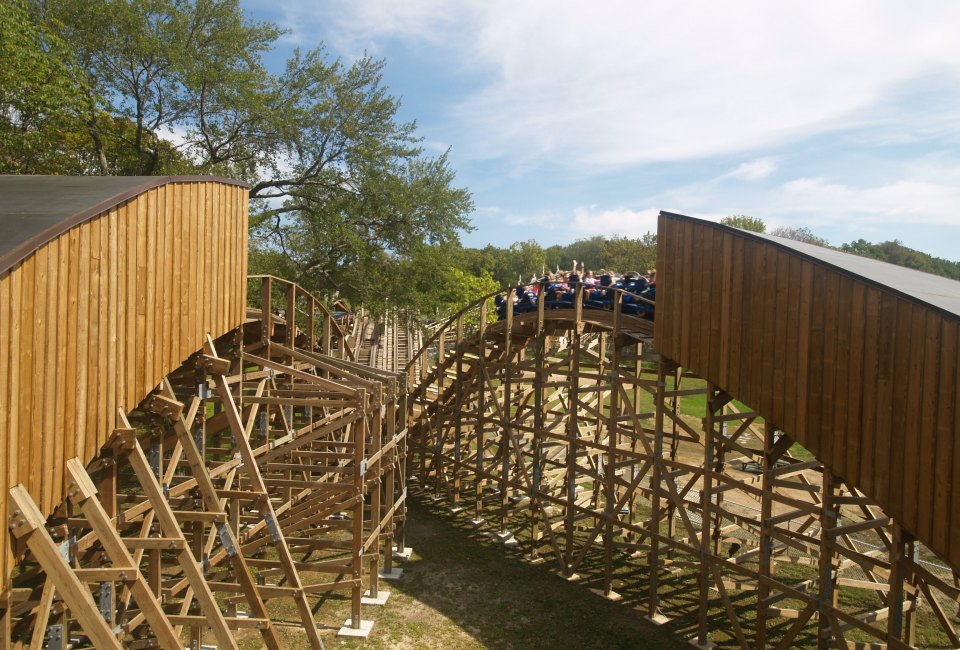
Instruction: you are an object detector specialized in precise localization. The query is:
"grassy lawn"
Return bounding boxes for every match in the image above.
[328,496,688,649]
[228,488,956,649]
[250,495,687,649]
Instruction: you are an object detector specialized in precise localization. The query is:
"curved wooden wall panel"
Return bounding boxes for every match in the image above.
[655,211,960,568]
[0,179,248,579]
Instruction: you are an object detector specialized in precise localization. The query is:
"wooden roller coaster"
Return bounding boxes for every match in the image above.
[0,177,411,647]
[406,212,960,649]
[3,175,960,648]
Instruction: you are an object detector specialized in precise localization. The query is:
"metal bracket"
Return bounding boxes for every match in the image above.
[193,425,204,455]
[359,459,367,476]
[259,412,268,438]
[263,512,282,543]
[217,524,238,557]
[98,581,114,622]
[149,442,161,478]
[46,624,64,650]
[57,536,76,564]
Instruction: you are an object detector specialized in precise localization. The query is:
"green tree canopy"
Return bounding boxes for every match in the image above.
[0,0,88,173]
[599,233,657,273]
[6,0,476,313]
[840,238,960,279]
[770,225,829,247]
[720,215,766,232]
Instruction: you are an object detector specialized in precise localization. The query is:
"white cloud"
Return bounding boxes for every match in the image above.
[569,207,660,238]
[779,176,960,227]
[265,0,471,53]
[292,1,960,169]
[723,159,778,182]
[502,206,660,240]
[647,157,960,246]
[257,0,960,256]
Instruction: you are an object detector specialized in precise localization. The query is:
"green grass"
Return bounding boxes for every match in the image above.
[229,487,958,649]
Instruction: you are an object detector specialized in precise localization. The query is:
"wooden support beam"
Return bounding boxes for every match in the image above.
[8,485,120,649]
[120,436,239,650]
[208,337,327,649]
[63,458,181,649]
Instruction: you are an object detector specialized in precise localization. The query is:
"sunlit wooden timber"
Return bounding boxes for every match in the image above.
[0,177,410,647]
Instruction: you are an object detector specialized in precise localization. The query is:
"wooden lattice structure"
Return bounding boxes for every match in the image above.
[407,214,960,648]
[0,177,408,647]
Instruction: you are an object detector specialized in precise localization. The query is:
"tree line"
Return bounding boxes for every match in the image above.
[721,215,960,281]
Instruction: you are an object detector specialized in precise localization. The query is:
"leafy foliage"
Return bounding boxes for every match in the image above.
[720,215,766,233]
[841,239,960,280]
[466,233,658,290]
[5,0,476,314]
[0,0,88,172]
[770,225,830,247]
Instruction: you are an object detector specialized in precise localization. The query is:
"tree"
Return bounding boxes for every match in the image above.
[598,234,657,273]
[720,215,766,233]
[839,238,960,277]
[770,225,830,247]
[564,235,607,271]
[388,244,499,323]
[40,0,281,175]
[0,0,89,173]
[488,240,546,286]
[17,0,476,313]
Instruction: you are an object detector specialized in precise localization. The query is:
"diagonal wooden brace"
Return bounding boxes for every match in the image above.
[64,458,181,650]
[118,434,240,650]
[8,485,121,649]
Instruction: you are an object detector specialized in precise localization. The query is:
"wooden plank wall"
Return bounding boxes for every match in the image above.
[0,180,248,580]
[655,212,960,568]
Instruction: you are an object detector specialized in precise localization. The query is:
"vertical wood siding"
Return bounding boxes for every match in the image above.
[0,180,248,579]
[655,213,960,568]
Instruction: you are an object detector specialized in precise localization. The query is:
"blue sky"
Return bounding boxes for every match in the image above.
[240,0,960,260]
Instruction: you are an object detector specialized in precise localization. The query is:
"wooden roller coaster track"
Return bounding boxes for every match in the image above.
[0,177,409,647]
[4,175,959,648]
[405,213,960,649]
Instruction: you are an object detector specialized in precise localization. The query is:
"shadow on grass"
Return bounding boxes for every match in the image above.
[384,494,691,649]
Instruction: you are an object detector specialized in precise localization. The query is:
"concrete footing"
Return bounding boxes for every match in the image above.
[379,567,404,581]
[392,546,413,561]
[338,619,374,638]
[361,589,390,605]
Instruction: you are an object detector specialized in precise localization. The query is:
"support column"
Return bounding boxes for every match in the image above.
[647,358,669,623]
[816,467,839,649]
[755,423,776,650]
[564,326,582,575]
[695,383,720,648]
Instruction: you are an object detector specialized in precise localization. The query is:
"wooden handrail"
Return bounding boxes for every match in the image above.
[247,275,357,361]
[402,282,655,380]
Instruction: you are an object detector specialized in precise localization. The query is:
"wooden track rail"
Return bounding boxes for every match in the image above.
[407,282,960,649]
